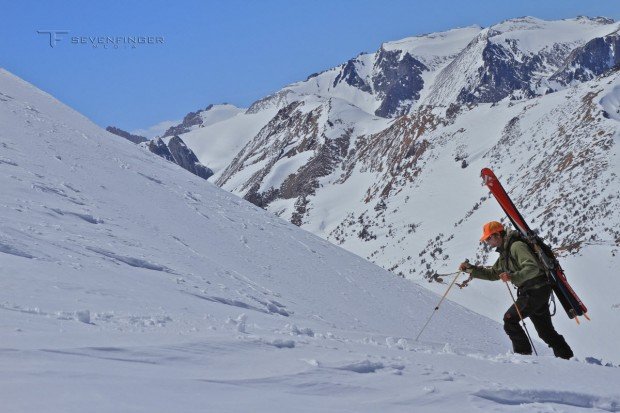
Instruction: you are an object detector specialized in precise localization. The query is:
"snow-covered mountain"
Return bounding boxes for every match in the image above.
[4,38,620,410]
[425,16,618,106]
[159,17,620,363]
[208,17,617,119]
[6,67,620,412]
[3,66,620,412]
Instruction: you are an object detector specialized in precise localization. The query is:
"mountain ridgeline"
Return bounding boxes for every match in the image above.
[159,17,620,286]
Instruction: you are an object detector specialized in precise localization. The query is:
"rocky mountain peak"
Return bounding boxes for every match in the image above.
[146,136,213,180]
[105,126,147,144]
[161,103,243,138]
[161,109,206,138]
[575,15,615,25]
[550,32,620,85]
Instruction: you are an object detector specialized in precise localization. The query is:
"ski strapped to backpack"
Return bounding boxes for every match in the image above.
[480,168,589,323]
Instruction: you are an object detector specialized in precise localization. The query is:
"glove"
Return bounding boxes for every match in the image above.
[459,260,474,274]
[499,272,511,282]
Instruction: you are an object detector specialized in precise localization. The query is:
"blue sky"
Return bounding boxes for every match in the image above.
[2,0,619,133]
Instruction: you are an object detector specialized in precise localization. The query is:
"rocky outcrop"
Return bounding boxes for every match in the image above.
[457,41,542,104]
[217,100,358,225]
[550,32,620,85]
[167,136,214,180]
[426,18,614,107]
[333,58,372,93]
[246,90,294,114]
[373,49,428,117]
[218,101,307,189]
[331,49,429,118]
[146,138,175,161]
[161,108,208,138]
[106,126,147,144]
[452,32,579,104]
[147,136,213,180]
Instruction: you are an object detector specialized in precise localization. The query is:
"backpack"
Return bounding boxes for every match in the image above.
[503,231,554,278]
[503,231,556,315]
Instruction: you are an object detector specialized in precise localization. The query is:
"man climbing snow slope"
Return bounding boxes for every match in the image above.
[460,221,574,359]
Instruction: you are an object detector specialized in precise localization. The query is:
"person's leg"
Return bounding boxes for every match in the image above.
[528,287,574,359]
[503,294,532,355]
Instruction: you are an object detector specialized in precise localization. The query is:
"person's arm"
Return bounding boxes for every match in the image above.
[465,259,501,281]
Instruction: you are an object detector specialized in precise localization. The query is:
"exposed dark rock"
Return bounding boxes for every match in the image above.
[333,59,372,93]
[167,136,214,180]
[290,196,310,227]
[147,137,213,180]
[162,108,207,138]
[147,138,175,162]
[218,100,356,226]
[445,103,462,119]
[243,185,280,209]
[373,49,428,118]
[217,101,309,189]
[106,126,147,144]
[331,48,429,118]
[551,33,620,85]
[279,129,352,200]
[457,42,541,104]
[577,16,615,25]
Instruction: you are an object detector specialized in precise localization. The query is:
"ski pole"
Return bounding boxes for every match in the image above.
[434,271,460,277]
[415,271,462,341]
[505,283,538,356]
[430,270,460,284]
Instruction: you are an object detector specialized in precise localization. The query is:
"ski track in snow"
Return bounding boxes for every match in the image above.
[0,241,35,259]
[474,389,620,412]
[3,333,619,412]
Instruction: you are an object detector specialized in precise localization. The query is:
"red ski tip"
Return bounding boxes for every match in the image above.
[480,168,496,186]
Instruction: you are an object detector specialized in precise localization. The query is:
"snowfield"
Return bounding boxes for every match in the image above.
[1,66,620,412]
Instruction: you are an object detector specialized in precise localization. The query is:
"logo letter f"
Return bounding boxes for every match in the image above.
[37,30,69,48]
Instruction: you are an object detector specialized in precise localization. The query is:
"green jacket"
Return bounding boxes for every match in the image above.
[471,230,545,287]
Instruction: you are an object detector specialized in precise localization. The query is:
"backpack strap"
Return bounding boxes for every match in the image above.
[503,237,520,271]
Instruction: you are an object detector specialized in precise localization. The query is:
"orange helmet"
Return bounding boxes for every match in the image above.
[480,221,504,242]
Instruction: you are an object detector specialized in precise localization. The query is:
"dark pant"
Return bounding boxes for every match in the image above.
[503,285,573,359]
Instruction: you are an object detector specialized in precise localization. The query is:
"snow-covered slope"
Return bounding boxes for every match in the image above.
[217,72,620,363]
[159,17,620,365]
[160,103,245,138]
[0,67,485,349]
[198,103,246,127]
[3,68,620,412]
[181,105,280,180]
